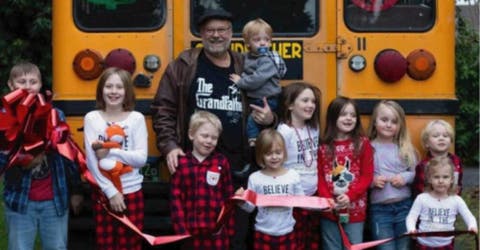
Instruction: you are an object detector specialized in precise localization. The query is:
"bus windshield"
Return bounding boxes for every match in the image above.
[74,0,166,32]
[344,0,436,32]
[191,0,319,37]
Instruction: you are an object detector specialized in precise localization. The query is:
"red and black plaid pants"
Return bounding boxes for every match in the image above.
[92,190,144,250]
[253,230,297,250]
[293,208,321,249]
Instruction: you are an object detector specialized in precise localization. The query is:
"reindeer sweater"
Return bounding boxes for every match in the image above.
[317,137,373,222]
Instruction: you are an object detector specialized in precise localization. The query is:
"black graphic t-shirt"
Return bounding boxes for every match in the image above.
[187,51,245,171]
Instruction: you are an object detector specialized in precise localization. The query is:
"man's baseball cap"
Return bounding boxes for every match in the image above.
[197,9,233,29]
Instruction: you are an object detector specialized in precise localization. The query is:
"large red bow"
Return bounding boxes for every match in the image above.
[0,89,89,179]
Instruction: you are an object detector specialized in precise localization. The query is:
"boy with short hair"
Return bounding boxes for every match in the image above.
[169,110,234,249]
[230,18,287,146]
[1,62,83,250]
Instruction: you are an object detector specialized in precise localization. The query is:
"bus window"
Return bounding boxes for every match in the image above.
[344,0,435,32]
[191,0,319,37]
[74,0,166,32]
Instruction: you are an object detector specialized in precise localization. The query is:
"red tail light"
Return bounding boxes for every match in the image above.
[104,48,136,74]
[374,49,407,83]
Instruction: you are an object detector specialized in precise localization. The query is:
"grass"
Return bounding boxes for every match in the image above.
[454,186,479,250]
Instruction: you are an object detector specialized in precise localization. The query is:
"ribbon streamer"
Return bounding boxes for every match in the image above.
[87,189,333,246]
[340,223,479,250]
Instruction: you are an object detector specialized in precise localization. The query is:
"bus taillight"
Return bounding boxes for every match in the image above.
[406,49,436,81]
[73,49,104,80]
[374,49,407,83]
[104,48,136,74]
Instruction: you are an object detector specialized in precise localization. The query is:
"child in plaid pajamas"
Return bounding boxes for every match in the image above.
[229,18,286,146]
[170,111,234,249]
[236,129,304,249]
[413,120,463,197]
[84,67,148,250]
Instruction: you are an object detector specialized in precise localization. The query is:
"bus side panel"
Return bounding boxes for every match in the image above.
[337,1,457,153]
[52,1,172,100]
[337,1,455,99]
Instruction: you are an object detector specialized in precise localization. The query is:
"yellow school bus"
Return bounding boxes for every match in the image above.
[53,0,456,246]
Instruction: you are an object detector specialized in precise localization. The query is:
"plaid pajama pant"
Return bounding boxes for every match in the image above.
[293,208,321,249]
[92,190,144,250]
[253,230,297,250]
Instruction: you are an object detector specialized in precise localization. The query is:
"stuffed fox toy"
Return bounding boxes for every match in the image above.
[92,124,132,193]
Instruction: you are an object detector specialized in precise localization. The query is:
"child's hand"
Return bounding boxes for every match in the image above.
[92,140,109,159]
[229,73,240,83]
[235,187,245,196]
[70,194,84,215]
[390,174,406,187]
[235,188,246,206]
[322,198,336,212]
[373,175,388,188]
[408,229,418,239]
[109,192,126,212]
[91,141,103,150]
[335,194,350,209]
[24,152,45,169]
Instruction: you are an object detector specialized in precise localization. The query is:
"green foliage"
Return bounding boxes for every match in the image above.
[0,0,52,95]
[455,8,479,166]
[454,187,479,249]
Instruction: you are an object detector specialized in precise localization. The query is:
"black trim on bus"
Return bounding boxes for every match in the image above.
[53,99,153,116]
[54,99,459,116]
[355,99,459,115]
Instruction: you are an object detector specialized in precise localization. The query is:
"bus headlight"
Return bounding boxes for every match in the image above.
[374,49,407,83]
[406,49,436,80]
[73,49,104,80]
[349,55,366,72]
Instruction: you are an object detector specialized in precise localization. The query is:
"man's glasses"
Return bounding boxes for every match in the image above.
[204,26,231,35]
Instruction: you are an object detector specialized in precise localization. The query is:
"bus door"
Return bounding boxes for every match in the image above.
[187,0,334,128]
[52,0,173,181]
[336,0,456,151]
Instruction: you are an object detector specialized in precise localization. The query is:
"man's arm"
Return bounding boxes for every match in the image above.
[151,62,186,174]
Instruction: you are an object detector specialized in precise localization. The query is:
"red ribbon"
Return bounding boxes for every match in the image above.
[80,190,332,246]
[0,89,88,181]
[91,189,479,247]
[0,89,54,172]
[338,220,478,250]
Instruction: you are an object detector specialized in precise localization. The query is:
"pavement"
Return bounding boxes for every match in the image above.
[463,166,479,187]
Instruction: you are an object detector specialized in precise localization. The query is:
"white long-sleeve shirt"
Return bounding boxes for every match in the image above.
[277,123,319,196]
[239,169,304,236]
[84,110,148,198]
[406,193,477,247]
